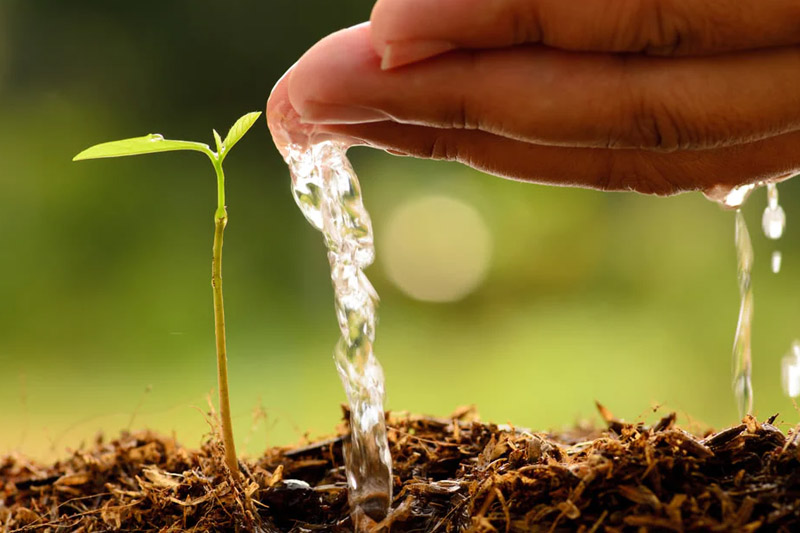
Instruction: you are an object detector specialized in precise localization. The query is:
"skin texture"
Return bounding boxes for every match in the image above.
[267,0,800,195]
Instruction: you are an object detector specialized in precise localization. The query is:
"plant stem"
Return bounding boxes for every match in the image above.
[211,160,238,477]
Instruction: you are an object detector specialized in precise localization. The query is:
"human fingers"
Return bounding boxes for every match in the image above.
[290,25,800,151]
[267,66,342,158]
[269,60,800,195]
[318,120,800,196]
[371,0,800,69]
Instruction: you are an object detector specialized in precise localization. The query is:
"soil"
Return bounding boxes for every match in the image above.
[2,404,800,532]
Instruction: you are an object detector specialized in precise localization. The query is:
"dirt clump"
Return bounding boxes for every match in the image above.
[2,405,800,532]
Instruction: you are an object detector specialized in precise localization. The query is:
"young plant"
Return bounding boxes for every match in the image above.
[73,111,262,477]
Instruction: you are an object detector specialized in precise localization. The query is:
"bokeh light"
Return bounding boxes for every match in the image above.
[381,195,492,302]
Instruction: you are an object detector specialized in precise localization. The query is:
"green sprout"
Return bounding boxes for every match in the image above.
[73,111,262,477]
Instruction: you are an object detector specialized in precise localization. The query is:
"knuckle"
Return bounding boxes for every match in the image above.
[424,134,460,162]
[511,13,529,46]
[640,0,693,55]
[446,93,472,130]
[633,101,684,151]
[509,2,542,46]
[620,74,698,151]
[445,53,482,131]
[605,152,683,196]
[603,0,650,51]
[594,0,691,54]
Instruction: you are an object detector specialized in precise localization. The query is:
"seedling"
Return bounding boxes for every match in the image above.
[73,111,262,477]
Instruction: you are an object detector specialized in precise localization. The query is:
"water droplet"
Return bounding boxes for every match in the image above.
[781,341,800,398]
[762,183,786,274]
[725,184,756,209]
[148,133,164,141]
[762,206,786,240]
[762,184,786,240]
[767,183,777,208]
[705,183,757,209]
[772,251,782,274]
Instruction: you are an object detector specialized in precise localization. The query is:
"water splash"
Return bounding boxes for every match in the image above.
[282,138,392,529]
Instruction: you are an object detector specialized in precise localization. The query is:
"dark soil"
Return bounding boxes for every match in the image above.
[2,405,800,532]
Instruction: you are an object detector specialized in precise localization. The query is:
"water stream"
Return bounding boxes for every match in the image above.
[715,181,788,418]
[732,207,754,418]
[281,138,392,529]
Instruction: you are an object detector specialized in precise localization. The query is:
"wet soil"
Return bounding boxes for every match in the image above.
[2,405,800,532]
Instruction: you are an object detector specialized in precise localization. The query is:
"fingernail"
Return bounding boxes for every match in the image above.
[299,102,390,124]
[381,40,457,70]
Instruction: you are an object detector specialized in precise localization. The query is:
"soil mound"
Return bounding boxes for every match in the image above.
[2,406,799,532]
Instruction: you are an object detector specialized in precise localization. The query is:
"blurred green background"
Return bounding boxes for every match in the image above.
[2,1,799,460]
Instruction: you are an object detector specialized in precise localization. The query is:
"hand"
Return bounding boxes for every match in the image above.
[267,0,800,195]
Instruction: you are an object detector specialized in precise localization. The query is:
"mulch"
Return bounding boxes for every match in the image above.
[2,404,800,532]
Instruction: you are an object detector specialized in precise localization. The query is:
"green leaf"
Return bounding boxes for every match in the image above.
[221,111,262,157]
[212,129,224,154]
[73,134,212,161]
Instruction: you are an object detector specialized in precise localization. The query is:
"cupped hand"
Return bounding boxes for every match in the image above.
[267,0,800,195]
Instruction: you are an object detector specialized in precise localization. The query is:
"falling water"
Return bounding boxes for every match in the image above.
[763,183,786,239]
[281,139,392,529]
[764,183,800,401]
[732,208,754,417]
[712,181,787,418]
[709,185,757,417]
